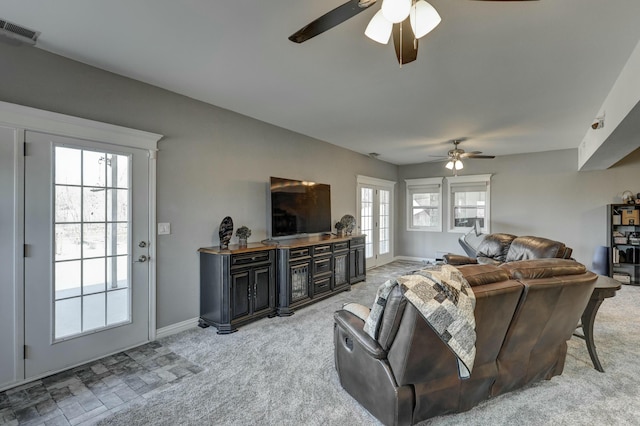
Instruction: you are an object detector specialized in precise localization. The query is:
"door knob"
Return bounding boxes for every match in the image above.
[134,255,148,263]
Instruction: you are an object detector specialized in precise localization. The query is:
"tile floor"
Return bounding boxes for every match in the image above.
[0,341,203,426]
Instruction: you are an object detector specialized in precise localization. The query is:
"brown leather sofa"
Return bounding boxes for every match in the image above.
[444,234,573,266]
[333,258,596,425]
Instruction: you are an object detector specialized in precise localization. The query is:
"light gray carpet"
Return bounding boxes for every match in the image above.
[98,261,640,425]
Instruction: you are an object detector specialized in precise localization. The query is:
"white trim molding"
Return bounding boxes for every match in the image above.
[356,175,397,187]
[0,101,162,150]
[0,100,163,389]
[156,318,200,340]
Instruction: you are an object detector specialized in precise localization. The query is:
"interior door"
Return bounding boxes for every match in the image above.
[358,178,394,268]
[24,131,150,379]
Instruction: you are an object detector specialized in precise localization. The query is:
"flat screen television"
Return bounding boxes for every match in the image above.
[269,177,331,238]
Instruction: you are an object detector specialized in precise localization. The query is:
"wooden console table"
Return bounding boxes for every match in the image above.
[198,234,366,333]
[573,275,621,372]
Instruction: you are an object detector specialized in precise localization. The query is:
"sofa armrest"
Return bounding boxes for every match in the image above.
[342,303,370,322]
[443,253,478,265]
[334,310,386,359]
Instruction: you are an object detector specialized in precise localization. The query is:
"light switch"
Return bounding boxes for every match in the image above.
[158,223,171,235]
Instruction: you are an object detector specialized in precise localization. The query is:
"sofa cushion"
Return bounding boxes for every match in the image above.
[376,285,407,351]
[505,236,567,263]
[364,279,398,339]
[500,258,586,280]
[476,233,517,263]
[457,264,511,287]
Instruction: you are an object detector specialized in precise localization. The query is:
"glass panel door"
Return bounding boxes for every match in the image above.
[360,187,374,259]
[357,178,395,267]
[379,189,390,256]
[24,131,150,379]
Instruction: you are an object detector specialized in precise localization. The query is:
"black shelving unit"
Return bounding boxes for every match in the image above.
[608,204,640,285]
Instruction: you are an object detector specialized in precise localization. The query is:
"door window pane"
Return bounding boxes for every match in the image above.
[83,258,105,294]
[55,298,81,339]
[53,146,132,340]
[83,293,106,331]
[379,189,390,255]
[55,147,81,185]
[83,223,106,258]
[55,224,81,261]
[106,189,129,222]
[361,187,374,259]
[83,151,106,188]
[83,188,106,222]
[55,260,81,299]
[55,186,81,223]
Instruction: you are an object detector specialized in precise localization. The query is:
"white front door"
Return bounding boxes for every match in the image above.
[357,176,395,268]
[24,131,151,379]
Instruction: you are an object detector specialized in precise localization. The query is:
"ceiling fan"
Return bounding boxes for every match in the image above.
[289,0,538,65]
[432,139,495,174]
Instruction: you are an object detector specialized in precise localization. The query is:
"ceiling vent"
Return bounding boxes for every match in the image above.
[0,18,40,46]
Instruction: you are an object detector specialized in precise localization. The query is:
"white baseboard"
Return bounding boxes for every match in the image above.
[156,317,200,340]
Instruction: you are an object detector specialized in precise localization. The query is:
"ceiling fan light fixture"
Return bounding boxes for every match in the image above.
[365,10,393,44]
[445,160,455,170]
[381,0,412,24]
[455,160,464,170]
[410,0,441,39]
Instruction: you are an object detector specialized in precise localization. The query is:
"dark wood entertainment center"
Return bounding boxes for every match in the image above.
[198,234,366,333]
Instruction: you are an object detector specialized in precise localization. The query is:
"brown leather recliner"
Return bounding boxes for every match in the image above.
[333,259,596,426]
[444,234,573,266]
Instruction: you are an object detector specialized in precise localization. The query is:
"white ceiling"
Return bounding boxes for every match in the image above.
[2,0,640,165]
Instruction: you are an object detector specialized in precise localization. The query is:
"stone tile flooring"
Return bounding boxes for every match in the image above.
[0,342,203,426]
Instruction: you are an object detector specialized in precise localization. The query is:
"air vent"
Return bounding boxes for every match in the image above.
[0,18,40,46]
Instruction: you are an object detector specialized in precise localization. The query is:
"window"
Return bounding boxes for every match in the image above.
[447,174,491,233]
[405,178,443,232]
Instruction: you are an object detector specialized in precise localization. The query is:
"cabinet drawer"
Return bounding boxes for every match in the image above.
[289,248,310,259]
[313,256,332,275]
[334,242,349,252]
[313,277,331,295]
[350,236,365,247]
[231,251,271,266]
[313,245,332,255]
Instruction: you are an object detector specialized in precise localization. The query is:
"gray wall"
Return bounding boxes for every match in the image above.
[398,148,640,265]
[3,42,639,331]
[0,43,398,328]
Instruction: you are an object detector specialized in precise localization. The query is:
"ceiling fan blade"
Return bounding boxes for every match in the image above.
[289,0,377,43]
[472,0,538,2]
[392,18,418,65]
[465,154,496,159]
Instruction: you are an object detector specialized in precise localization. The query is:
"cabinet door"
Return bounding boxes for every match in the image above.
[290,261,311,303]
[350,247,366,283]
[334,253,348,288]
[349,249,357,282]
[356,247,366,278]
[230,270,251,320]
[253,266,274,314]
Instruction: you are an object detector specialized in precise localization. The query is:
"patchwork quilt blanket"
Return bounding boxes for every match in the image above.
[397,265,477,379]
